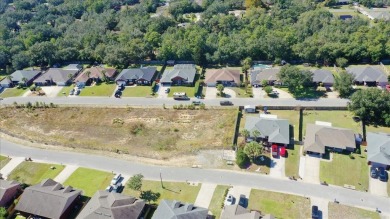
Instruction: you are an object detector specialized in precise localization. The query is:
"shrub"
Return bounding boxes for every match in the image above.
[194,80,201,96]
[236,149,250,169]
[336,57,348,68]
[151,81,157,93]
[349,154,355,159]
[264,86,273,95]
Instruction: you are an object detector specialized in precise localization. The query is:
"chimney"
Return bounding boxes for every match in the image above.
[62,186,73,193]
[171,200,181,209]
[185,204,194,212]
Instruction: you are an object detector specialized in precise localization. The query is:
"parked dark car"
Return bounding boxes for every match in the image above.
[118,84,125,91]
[370,166,378,179]
[69,89,75,95]
[312,205,319,219]
[378,167,388,182]
[115,90,122,98]
[238,195,247,208]
[75,89,80,95]
[220,100,233,106]
[192,100,202,105]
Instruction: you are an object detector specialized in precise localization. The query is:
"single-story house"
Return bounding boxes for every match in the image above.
[152,200,208,219]
[0,179,21,207]
[244,117,290,145]
[0,70,41,88]
[115,67,157,86]
[311,69,334,87]
[160,64,196,86]
[74,66,117,87]
[367,132,390,169]
[34,68,79,86]
[15,178,81,219]
[204,68,241,87]
[303,124,357,155]
[250,68,280,86]
[76,190,146,219]
[346,66,388,87]
[221,204,272,219]
[63,64,83,71]
[365,11,390,21]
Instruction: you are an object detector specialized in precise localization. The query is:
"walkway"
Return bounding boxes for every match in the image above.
[53,165,79,183]
[0,157,24,179]
[1,138,389,215]
[194,183,217,208]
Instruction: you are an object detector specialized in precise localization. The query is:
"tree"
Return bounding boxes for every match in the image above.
[217,84,224,96]
[261,80,268,87]
[0,207,7,218]
[244,141,263,161]
[101,70,108,83]
[140,190,160,203]
[264,86,273,95]
[127,174,144,192]
[277,65,313,96]
[336,57,348,68]
[21,77,28,86]
[251,130,261,140]
[241,57,252,78]
[85,71,91,79]
[334,71,354,98]
[236,149,250,168]
[240,129,250,140]
[245,0,266,8]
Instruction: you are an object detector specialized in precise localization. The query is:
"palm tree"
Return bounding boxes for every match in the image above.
[240,129,250,140]
[101,70,108,83]
[21,77,28,87]
[252,130,261,141]
[5,75,13,87]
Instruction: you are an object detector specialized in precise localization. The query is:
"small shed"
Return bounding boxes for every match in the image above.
[244,105,256,113]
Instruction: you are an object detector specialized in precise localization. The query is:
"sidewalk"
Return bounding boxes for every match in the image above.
[0,157,24,179]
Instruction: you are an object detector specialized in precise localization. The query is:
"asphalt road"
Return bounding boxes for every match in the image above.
[1,138,389,214]
[0,96,350,107]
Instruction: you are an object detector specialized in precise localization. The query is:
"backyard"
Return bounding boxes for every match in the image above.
[0,155,10,168]
[123,180,201,204]
[0,88,28,98]
[248,189,310,218]
[328,203,380,219]
[167,86,196,97]
[63,167,113,197]
[121,86,154,97]
[8,162,64,185]
[320,152,369,191]
[285,144,301,177]
[0,107,236,160]
[79,83,116,96]
[208,185,231,218]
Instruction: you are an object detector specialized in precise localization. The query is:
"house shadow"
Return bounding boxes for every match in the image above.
[253,155,271,168]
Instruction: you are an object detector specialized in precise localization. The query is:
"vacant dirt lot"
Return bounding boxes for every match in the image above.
[0,107,236,159]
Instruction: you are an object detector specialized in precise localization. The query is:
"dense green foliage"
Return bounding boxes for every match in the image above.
[236,149,250,169]
[334,71,354,98]
[277,65,313,96]
[0,0,390,71]
[348,88,390,127]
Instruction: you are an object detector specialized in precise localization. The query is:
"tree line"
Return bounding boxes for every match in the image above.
[1,0,390,73]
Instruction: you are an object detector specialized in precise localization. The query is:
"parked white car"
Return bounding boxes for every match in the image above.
[224,194,234,206]
[111,173,122,185]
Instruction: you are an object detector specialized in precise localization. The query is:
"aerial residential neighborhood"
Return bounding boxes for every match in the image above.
[1,0,390,219]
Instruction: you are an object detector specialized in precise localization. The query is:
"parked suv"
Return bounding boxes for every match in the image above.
[220,100,233,106]
[111,173,122,185]
[370,166,378,179]
[378,167,388,182]
[312,205,319,219]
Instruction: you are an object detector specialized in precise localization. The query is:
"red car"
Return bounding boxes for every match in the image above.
[280,147,286,157]
[272,145,278,157]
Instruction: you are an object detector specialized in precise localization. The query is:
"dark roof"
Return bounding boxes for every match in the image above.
[0,70,41,85]
[34,68,78,83]
[76,190,145,219]
[115,67,157,82]
[15,179,81,219]
[205,68,241,84]
[221,205,261,219]
[244,117,290,144]
[74,66,117,83]
[160,64,196,84]
[250,68,280,84]
[311,69,334,84]
[0,180,20,203]
[346,66,388,83]
[152,200,208,219]
[367,132,390,165]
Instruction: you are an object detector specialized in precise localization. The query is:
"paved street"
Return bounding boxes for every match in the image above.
[0,138,389,214]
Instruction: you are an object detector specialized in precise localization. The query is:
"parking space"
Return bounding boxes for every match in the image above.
[369,176,388,197]
[303,155,320,184]
[269,155,286,178]
[157,84,169,98]
[41,86,63,97]
[252,87,265,99]
[205,86,217,99]
[223,88,237,98]
[227,186,251,206]
[311,197,329,219]
[272,87,293,99]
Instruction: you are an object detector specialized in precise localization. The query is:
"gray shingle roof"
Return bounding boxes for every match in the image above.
[367,132,390,165]
[0,70,41,85]
[63,64,82,71]
[76,190,145,219]
[244,117,290,144]
[152,200,208,219]
[34,68,78,84]
[221,205,261,219]
[160,64,196,84]
[346,66,388,83]
[311,69,334,84]
[15,179,81,219]
[304,124,356,154]
[250,68,280,84]
[115,67,157,82]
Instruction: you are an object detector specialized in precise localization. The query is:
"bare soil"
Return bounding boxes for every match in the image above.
[0,107,236,160]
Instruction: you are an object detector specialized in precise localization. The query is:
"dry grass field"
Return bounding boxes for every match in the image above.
[0,107,236,159]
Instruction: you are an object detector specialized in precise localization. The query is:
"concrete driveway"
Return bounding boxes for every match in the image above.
[0,157,24,179]
[252,87,265,99]
[269,155,286,178]
[369,176,388,197]
[223,88,236,98]
[205,86,217,99]
[41,86,63,97]
[157,84,169,99]
[303,155,320,184]
[194,183,217,208]
[54,165,78,183]
[311,197,329,219]
[272,87,293,99]
[227,186,251,206]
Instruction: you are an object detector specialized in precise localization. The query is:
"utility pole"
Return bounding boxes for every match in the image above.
[160,172,164,189]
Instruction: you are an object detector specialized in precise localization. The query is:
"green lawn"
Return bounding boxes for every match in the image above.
[121,86,155,97]
[167,86,195,97]
[328,203,380,219]
[320,152,369,191]
[230,87,252,98]
[208,185,231,218]
[57,85,75,96]
[249,189,310,218]
[79,83,116,96]
[285,145,301,178]
[0,88,28,98]
[0,155,11,169]
[123,180,201,204]
[8,162,65,185]
[63,167,113,197]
